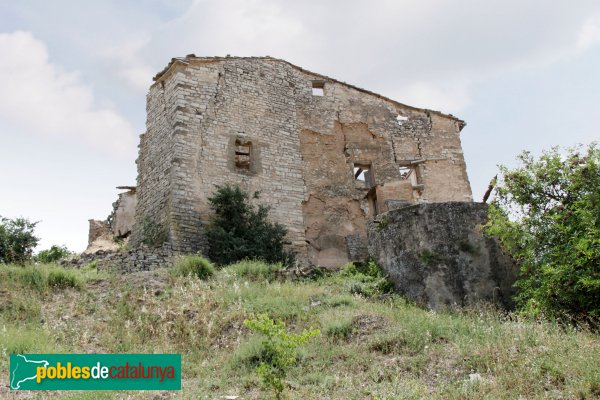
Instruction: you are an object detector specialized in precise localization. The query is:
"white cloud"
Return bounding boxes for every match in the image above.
[577,14,600,51]
[116,0,600,113]
[0,31,137,156]
[98,35,156,91]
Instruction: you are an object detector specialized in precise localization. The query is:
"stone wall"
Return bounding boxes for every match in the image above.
[294,66,471,267]
[131,56,474,267]
[367,203,517,310]
[65,245,175,273]
[130,73,180,250]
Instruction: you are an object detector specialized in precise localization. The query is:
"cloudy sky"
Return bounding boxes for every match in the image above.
[1,0,599,252]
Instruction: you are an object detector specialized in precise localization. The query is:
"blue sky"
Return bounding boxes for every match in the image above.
[1,0,599,252]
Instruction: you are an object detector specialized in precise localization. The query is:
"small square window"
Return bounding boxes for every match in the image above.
[235,140,251,170]
[399,165,418,186]
[399,166,412,180]
[354,163,373,187]
[312,81,324,96]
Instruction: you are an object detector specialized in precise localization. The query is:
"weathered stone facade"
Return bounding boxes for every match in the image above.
[130,56,473,267]
[367,203,518,310]
[108,186,137,238]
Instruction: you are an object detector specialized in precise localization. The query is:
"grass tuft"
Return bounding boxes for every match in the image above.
[226,260,283,282]
[171,255,215,280]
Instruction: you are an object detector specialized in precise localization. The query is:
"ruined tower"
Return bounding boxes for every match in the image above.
[131,56,472,267]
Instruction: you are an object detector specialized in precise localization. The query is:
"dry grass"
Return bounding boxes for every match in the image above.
[0,262,598,399]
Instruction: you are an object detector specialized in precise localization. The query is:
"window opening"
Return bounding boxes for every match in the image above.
[399,165,418,186]
[312,81,324,96]
[354,163,373,187]
[235,140,251,169]
[396,114,408,125]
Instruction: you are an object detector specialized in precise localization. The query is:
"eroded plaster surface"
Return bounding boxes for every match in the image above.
[130,56,473,266]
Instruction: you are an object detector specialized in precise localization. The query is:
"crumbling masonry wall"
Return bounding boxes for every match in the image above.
[131,56,473,266]
[295,70,471,267]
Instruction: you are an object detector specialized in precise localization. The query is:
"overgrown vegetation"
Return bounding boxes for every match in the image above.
[0,215,39,264]
[243,314,320,399]
[486,143,600,326]
[35,244,72,263]
[0,264,86,296]
[0,260,598,399]
[205,184,293,266]
[139,217,168,248]
[171,255,215,280]
[341,259,394,298]
[228,259,284,282]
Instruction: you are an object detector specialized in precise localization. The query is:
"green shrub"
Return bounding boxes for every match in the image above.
[341,260,394,298]
[486,143,600,325]
[172,255,215,280]
[243,314,320,399]
[35,245,71,263]
[205,184,294,266]
[47,268,82,290]
[0,216,39,264]
[228,260,283,282]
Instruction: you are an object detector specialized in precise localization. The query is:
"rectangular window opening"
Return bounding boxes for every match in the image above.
[312,81,324,96]
[354,163,373,187]
[396,114,408,125]
[399,165,418,186]
[235,140,252,170]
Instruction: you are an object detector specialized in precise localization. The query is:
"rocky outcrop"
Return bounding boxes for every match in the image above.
[367,202,517,310]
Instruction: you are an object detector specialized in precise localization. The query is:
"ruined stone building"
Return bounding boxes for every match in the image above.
[83,55,518,309]
[115,55,471,268]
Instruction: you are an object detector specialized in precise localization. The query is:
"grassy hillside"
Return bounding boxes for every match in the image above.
[0,261,599,399]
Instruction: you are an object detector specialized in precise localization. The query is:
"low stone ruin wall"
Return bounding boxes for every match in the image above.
[367,202,518,310]
[63,245,175,273]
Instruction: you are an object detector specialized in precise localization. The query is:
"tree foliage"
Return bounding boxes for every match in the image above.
[35,245,72,264]
[486,143,599,325]
[205,184,293,266]
[0,216,39,264]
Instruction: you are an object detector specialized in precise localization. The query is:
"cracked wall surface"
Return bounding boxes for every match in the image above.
[131,56,473,266]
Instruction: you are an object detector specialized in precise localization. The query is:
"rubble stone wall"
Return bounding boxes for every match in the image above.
[66,245,175,273]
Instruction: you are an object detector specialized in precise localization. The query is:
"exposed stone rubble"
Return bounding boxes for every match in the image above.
[85,219,119,254]
[367,202,518,310]
[85,187,137,254]
[64,244,174,273]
